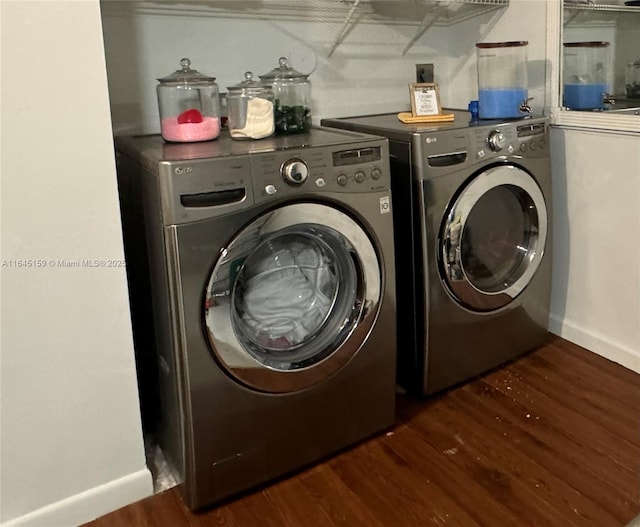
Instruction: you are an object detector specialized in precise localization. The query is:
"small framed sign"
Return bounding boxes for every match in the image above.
[409,82,442,117]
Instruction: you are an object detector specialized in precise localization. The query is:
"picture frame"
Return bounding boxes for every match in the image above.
[409,82,442,117]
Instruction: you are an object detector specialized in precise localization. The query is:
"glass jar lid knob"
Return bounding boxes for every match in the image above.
[259,56,308,81]
[158,57,216,83]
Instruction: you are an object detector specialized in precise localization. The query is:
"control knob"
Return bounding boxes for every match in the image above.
[281,158,309,185]
[487,130,507,152]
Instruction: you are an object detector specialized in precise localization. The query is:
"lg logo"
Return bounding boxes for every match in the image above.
[175,166,193,175]
[425,137,438,144]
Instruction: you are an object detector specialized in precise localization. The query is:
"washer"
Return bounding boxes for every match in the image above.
[322,111,551,396]
[115,128,396,510]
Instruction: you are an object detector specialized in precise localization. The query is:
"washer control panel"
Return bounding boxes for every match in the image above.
[117,131,391,225]
[250,141,389,202]
[333,146,384,187]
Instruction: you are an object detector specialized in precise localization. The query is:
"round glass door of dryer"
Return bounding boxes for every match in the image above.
[203,203,381,393]
[439,164,547,312]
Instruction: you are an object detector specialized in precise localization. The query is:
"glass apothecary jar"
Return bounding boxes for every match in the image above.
[156,58,221,142]
[476,41,529,119]
[226,72,275,140]
[626,59,640,100]
[563,42,611,110]
[259,57,312,134]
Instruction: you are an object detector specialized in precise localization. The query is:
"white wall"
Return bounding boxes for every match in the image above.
[549,127,640,372]
[100,0,549,135]
[0,2,152,526]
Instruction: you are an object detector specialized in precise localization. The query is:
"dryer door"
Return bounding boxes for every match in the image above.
[204,202,381,393]
[440,164,548,312]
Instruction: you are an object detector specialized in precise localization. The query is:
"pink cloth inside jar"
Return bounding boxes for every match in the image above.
[161,116,220,142]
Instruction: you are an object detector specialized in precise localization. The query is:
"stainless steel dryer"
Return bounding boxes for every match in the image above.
[322,111,551,396]
[115,129,396,509]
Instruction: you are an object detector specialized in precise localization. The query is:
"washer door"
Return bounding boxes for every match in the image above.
[440,164,548,312]
[204,203,381,393]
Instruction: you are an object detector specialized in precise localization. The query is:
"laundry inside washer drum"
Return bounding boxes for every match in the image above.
[231,228,358,364]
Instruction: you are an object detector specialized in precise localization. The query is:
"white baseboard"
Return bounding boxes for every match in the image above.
[1,468,153,527]
[548,314,640,374]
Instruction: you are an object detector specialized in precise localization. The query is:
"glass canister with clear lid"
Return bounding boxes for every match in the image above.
[226,72,275,140]
[476,41,529,119]
[259,57,312,134]
[156,58,221,142]
[626,58,640,99]
[563,42,611,110]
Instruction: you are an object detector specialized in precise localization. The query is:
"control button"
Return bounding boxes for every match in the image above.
[371,168,382,180]
[315,177,326,188]
[337,174,348,186]
[487,130,507,152]
[529,141,537,151]
[355,171,366,183]
[538,139,546,150]
[477,150,486,159]
[507,145,514,154]
[264,184,277,195]
[281,158,309,185]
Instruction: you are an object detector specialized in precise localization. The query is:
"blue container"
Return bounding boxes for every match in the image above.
[563,83,607,110]
[563,42,611,111]
[478,88,528,119]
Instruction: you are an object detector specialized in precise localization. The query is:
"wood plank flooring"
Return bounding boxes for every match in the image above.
[84,335,640,527]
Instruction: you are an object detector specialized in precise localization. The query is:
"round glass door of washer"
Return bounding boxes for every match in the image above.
[204,203,381,393]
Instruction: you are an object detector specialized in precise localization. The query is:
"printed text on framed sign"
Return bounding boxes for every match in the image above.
[409,83,442,117]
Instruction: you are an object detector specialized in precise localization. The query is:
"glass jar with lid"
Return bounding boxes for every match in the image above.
[259,57,312,134]
[156,58,221,142]
[226,72,275,140]
[475,41,529,119]
[626,59,640,99]
[563,42,611,110]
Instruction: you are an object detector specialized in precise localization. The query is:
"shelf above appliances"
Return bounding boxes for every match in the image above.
[329,0,509,56]
[100,0,509,57]
[565,2,640,13]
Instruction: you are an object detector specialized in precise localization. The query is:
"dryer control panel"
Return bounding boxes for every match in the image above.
[412,116,550,181]
[470,118,548,161]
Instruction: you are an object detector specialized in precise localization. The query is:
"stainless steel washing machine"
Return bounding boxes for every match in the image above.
[115,128,396,509]
[322,111,551,396]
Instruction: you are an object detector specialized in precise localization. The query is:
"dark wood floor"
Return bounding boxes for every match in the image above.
[85,335,640,527]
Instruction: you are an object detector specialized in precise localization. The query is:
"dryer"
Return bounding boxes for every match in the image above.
[115,129,396,509]
[322,111,551,396]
